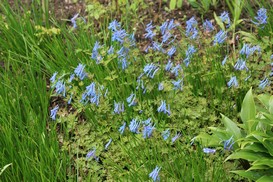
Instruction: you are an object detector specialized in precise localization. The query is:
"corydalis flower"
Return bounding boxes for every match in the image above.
[145,21,156,39]
[50,72,58,83]
[143,63,159,79]
[157,100,171,115]
[172,79,183,90]
[186,17,198,39]
[129,118,140,133]
[227,76,238,88]
[259,77,270,89]
[184,45,196,67]
[50,105,59,120]
[143,124,155,139]
[222,56,228,65]
[74,63,87,80]
[203,19,214,32]
[91,41,103,64]
[104,138,112,150]
[167,46,176,57]
[114,101,124,114]
[112,29,128,43]
[240,44,261,58]
[162,129,170,140]
[165,60,173,72]
[71,13,79,28]
[119,122,126,134]
[160,19,177,35]
[171,64,182,77]
[108,20,121,31]
[172,133,181,143]
[252,8,267,27]
[213,30,227,45]
[203,148,216,154]
[223,136,235,151]
[126,93,137,107]
[234,58,248,71]
[86,148,99,161]
[55,80,66,97]
[219,11,231,28]
[149,166,161,181]
[158,82,164,91]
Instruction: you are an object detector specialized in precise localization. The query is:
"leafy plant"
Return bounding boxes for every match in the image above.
[188,0,218,14]
[196,88,273,181]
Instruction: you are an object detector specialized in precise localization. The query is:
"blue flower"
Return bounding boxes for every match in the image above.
[213,30,227,45]
[91,41,102,64]
[129,118,140,133]
[50,105,59,120]
[149,166,161,181]
[170,64,182,77]
[259,77,270,89]
[68,94,73,104]
[112,29,127,43]
[165,60,173,72]
[118,122,126,134]
[252,8,267,27]
[203,19,214,32]
[108,46,114,54]
[90,93,100,106]
[71,13,79,28]
[126,93,137,107]
[219,11,231,28]
[172,79,183,90]
[74,63,87,80]
[68,74,75,83]
[114,101,124,114]
[171,133,181,143]
[221,56,228,65]
[152,41,163,52]
[86,82,96,97]
[142,118,152,125]
[105,138,112,150]
[158,82,164,91]
[145,21,156,39]
[162,129,170,140]
[234,58,248,71]
[50,72,58,83]
[167,46,176,57]
[108,20,121,31]
[186,17,198,39]
[143,124,155,139]
[136,79,146,93]
[157,100,171,115]
[119,57,128,70]
[203,148,216,154]
[227,76,238,88]
[162,31,172,44]
[143,63,159,79]
[86,148,99,161]
[55,80,66,97]
[223,136,235,151]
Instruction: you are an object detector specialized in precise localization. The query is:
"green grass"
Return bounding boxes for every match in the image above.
[0,0,272,181]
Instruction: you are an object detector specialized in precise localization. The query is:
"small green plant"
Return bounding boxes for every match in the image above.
[188,0,218,14]
[196,88,273,181]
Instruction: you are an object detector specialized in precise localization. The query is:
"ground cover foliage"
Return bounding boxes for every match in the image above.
[0,0,273,181]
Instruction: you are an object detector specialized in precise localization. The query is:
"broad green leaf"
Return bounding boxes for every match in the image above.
[244,143,267,153]
[169,0,176,10]
[248,165,270,170]
[226,150,267,162]
[257,94,270,109]
[256,175,273,182]
[253,159,273,168]
[177,0,183,8]
[240,88,256,133]
[231,170,261,181]
[220,114,241,140]
[194,133,221,146]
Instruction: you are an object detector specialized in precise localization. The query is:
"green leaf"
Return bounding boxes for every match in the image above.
[0,163,12,176]
[257,94,270,109]
[169,0,176,10]
[214,12,225,30]
[256,175,273,182]
[269,96,273,114]
[231,170,261,181]
[176,0,183,8]
[240,88,256,133]
[220,114,241,140]
[253,159,273,168]
[226,150,267,162]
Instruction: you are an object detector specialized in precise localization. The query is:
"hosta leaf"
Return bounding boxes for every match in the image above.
[269,96,273,114]
[220,114,241,140]
[240,88,256,133]
[257,94,270,109]
[253,159,273,168]
[256,175,273,182]
[226,150,267,162]
[248,165,270,170]
[244,143,267,153]
[194,133,221,146]
[231,170,261,181]
[169,0,176,10]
